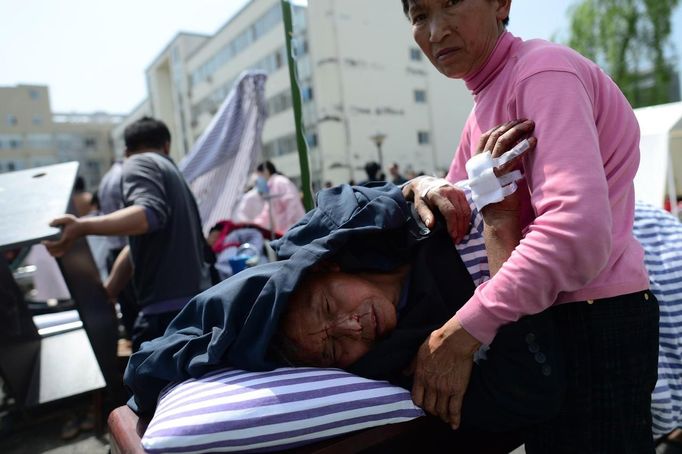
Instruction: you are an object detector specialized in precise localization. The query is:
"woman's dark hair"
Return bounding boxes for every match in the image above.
[124,116,171,152]
[257,161,278,175]
[73,175,86,193]
[400,1,510,26]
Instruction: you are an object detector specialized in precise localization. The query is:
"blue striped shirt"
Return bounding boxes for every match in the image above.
[634,202,682,435]
[456,190,490,286]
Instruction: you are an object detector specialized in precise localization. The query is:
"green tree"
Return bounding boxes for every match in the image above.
[567,0,680,107]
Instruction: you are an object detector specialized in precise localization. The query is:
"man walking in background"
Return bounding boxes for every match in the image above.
[46,117,212,351]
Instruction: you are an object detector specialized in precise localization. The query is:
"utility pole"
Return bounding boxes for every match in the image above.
[280,0,314,211]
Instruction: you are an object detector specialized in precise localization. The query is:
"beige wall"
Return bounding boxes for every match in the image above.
[0,84,121,190]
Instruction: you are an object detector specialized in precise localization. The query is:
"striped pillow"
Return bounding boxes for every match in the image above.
[141,367,424,453]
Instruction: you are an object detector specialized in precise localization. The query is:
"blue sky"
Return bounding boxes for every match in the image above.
[0,0,679,113]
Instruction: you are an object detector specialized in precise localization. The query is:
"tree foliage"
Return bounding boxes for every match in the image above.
[567,0,680,107]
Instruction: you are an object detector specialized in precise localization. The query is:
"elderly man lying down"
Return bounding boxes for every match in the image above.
[125,125,567,435]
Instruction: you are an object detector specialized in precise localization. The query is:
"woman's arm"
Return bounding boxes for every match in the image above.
[476,121,533,275]
[411,120,535,429]
[482,208,522,276]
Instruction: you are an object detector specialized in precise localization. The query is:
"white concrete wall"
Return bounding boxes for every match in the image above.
[307,0,472,184]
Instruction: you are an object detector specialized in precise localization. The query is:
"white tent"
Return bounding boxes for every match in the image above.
[633,101,682,216]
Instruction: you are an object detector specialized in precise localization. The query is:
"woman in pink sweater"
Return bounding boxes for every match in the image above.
[400,1,658,452]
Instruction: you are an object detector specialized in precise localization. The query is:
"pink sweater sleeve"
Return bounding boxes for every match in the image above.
[456,71,612,344]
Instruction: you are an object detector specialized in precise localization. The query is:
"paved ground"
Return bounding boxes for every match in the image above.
[0,392,528,454]
[0,395,109,454]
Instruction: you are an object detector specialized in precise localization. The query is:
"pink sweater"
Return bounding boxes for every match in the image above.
[448,32,649,345]
[252,174,305,235]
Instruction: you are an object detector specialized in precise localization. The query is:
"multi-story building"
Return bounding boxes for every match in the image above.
[123,0,473,187]
[0,84,123,190]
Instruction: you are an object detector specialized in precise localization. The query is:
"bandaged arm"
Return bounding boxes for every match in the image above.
[454,72,612,345]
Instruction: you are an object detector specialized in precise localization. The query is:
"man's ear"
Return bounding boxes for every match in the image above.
[310,260,341,273]
[162,141,171,156]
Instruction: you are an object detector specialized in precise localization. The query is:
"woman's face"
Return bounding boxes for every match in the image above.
[407,0,510,79]
[279,271,400,368]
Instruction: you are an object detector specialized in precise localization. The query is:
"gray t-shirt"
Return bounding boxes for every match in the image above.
[98,161,127,251]
[122,152,211,311]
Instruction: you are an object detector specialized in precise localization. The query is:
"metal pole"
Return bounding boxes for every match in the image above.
[377,143,384,170]
[280,0,314,211]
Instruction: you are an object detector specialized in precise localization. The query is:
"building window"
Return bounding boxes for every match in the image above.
[414,89,427,103]
[9,139,21,149]
[191,4,283,87]
[266,91,293,116]
[306,132,318,148]
[26,134,52,149]
[32,115,42,126]
[263,133,298,158]
[410,48,423,61]
[302,86,314,103]
[417,131,430,145]
[8,162,16,171]
[84,137,97,148]
[6,115,17,126]
[29,89,39,100]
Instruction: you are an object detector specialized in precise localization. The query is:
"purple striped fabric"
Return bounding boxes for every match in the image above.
[156,374,376,419]
[178,70,268,236]
[142,367,424,453]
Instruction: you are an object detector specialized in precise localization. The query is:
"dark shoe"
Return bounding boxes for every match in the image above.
[79,410,95,432]
[60,416,80,440]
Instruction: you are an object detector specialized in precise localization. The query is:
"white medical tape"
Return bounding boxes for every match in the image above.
[494,139,530,167]
[460,139,530,211]
[418,178,452,199]
[498,170,523,187]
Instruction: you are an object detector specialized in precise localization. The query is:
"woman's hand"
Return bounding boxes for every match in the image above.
[401,176,471,244]
[402,119,536,243]
[411,316,481,429]
[476,119,537,219]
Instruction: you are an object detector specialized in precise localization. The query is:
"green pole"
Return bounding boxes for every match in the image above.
[280,0,315,211]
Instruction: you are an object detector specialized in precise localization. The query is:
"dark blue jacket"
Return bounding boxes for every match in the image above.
[124,183,422,414]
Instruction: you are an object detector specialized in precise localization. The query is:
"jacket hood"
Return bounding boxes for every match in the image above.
[124,183,414,414]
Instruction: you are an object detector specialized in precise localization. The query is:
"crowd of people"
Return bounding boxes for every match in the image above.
[38,1,682,451]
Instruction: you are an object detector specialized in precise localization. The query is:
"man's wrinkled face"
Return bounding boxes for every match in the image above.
[280,271,399,368]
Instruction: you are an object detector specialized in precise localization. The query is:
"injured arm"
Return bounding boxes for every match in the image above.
[482,204,522,276]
